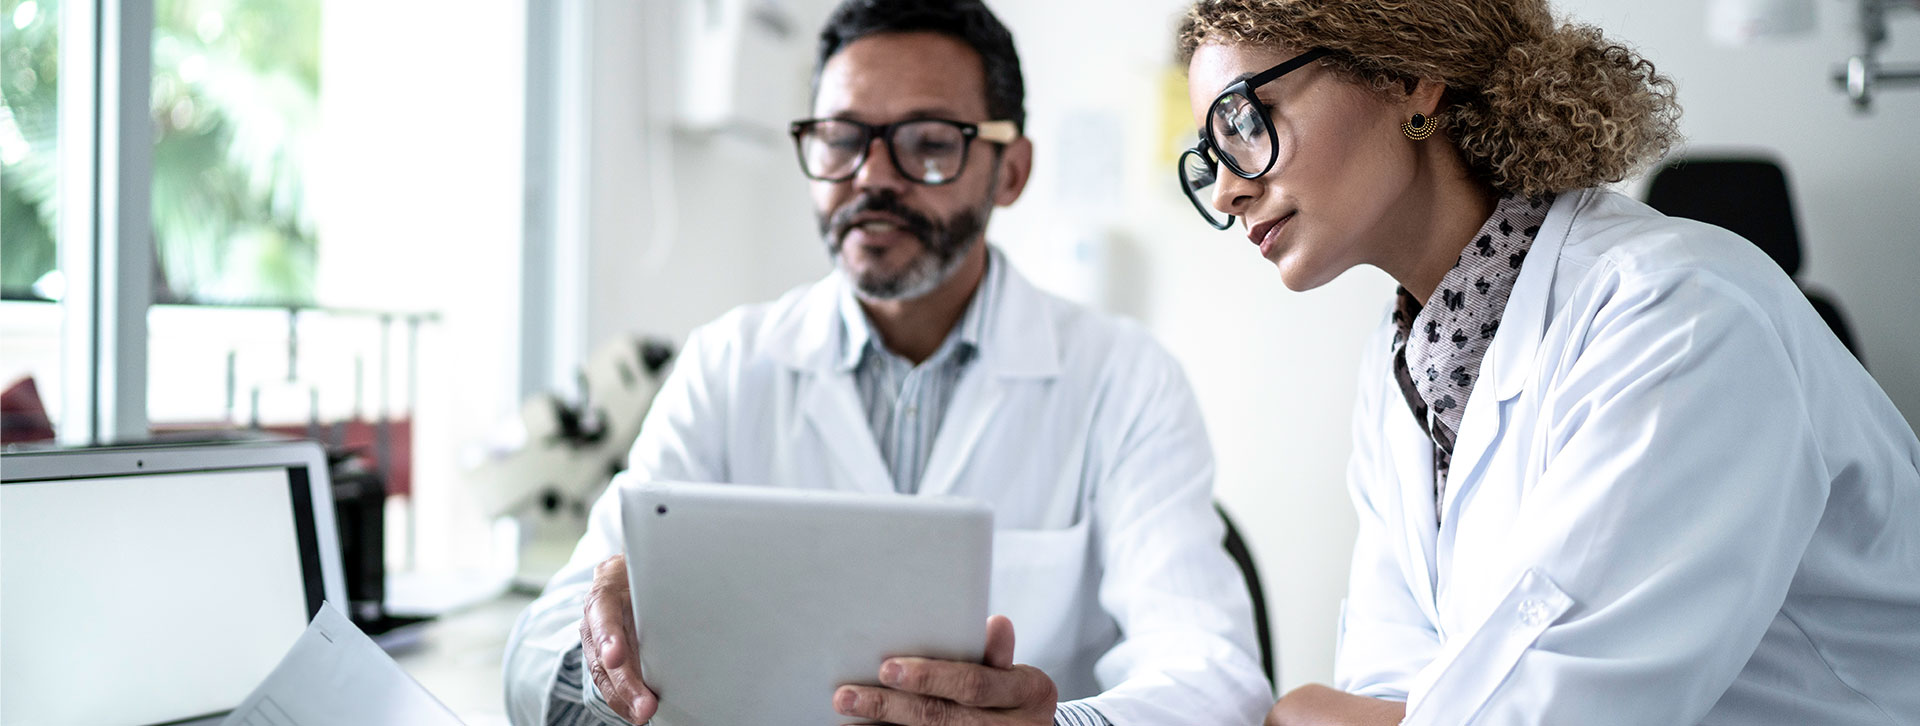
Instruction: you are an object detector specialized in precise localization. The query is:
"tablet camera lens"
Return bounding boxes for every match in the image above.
[656,505,668,516]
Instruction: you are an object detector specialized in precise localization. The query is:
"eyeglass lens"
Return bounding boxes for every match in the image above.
[797,120,971,184]
[1179,148,1233,229]
[1208,92,1272,177]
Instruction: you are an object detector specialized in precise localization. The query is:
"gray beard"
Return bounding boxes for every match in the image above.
[846,233,981,301]
[819,189,992,302]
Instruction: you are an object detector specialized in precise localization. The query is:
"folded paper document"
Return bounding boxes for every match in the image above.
[221,603,464,726]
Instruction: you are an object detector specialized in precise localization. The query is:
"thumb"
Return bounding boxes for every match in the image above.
[984,615,1016,669]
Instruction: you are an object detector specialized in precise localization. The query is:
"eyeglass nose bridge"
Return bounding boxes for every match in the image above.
[851,126,912,186]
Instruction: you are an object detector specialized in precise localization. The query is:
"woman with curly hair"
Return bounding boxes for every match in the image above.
[1174,1,1920,724]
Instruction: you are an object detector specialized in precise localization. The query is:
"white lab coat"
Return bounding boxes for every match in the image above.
[1335,189,1920,724]
[505,251,1271,725]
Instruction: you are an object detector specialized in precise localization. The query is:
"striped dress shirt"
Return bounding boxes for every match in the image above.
[840,253,997,494]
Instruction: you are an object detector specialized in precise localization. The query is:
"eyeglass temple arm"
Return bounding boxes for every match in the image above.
[1244,48,1331,89]
[976,120,1020,143]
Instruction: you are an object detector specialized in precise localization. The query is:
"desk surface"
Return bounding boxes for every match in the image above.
[389,591,537,726]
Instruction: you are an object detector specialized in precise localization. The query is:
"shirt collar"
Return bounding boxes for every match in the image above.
[1392,191,1554,425]
[1392,193,1554,342]
[836,247,1001,372]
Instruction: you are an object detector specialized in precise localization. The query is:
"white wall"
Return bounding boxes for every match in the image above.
[316,1,528,575]
[577,1,830,352]
[575,0,1920,695]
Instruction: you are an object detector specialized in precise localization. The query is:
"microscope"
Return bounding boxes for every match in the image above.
[466,335,675,590]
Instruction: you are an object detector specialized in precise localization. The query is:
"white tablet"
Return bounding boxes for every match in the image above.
[620,481,992,726]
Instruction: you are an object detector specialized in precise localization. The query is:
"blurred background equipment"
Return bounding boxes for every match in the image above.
[1707,0,1920,109]
[1,377,58,444]
[466,335,676,590]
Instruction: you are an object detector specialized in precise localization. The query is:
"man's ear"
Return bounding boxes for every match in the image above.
[992,135,1033,207]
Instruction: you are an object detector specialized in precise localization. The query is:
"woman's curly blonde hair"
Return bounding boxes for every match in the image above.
[1176,0,1681,197]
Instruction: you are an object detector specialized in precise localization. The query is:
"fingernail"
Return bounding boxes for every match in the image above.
[880,660,902,686]
[835,688,857,712]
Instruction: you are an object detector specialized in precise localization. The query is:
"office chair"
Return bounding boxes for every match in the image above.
[1217,503,1276,691]
[1643,155,1863,363]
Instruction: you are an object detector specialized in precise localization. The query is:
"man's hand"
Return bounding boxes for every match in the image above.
[1265,683,1406,726]
[833,615,1057,725]
[580,555,658,723]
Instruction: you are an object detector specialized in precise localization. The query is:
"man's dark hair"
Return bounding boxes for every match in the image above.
[813,0,1026,133]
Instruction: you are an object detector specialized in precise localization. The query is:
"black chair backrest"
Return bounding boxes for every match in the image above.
[1217,503,1275,691]
[1643,155,1863,364]
[1644,156,1803,276]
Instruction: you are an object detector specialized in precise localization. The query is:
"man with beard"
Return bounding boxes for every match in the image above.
[502,2,1271,725]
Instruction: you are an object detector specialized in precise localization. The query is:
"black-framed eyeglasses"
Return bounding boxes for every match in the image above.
[1178,48,1330,229]
[789,117,1019,186]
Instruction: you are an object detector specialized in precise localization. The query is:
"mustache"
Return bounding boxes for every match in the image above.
[825,191,937,248]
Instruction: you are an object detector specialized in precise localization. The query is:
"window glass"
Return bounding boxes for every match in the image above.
[2,0,64,443]
[151,0,320,305]
[142,1,528,580]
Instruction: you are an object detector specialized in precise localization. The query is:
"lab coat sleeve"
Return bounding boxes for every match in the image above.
[1074,340,1273,726]
[1402,267,1831,725]
[1333,323,1443,701]
[503,324,733,725]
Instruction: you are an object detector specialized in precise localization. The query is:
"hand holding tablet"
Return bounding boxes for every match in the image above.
[607,480,1000,726]
[831,613,1059,726]
[579,553,656,723]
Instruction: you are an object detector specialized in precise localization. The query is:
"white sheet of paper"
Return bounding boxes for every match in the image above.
[220,603,465,726]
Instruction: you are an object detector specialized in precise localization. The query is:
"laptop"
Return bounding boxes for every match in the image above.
[0,440,348,726]
[620,480,993,726]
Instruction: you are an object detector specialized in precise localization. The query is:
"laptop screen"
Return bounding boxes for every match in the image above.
[1,445,336,726]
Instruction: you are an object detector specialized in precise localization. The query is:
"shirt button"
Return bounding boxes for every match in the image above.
[905,406,919,417]
[1517,599,1552,627]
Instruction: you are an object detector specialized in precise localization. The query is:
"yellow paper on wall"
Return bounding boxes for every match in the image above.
[1158,66,1199,166]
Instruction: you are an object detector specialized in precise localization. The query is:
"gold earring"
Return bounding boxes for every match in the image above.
[1402,113,1437,140]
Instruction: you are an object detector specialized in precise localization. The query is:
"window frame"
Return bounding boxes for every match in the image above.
[57,0,154,445]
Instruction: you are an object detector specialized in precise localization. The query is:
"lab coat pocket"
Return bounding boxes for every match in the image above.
[1403,569,1574,726]
[990,518,1098,694]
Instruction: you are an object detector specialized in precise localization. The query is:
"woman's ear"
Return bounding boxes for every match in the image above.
[1408,79,1447,116]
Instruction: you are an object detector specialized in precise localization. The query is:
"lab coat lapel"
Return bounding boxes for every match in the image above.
[1438,190,1585,524]
[1387,389,1444,621]
[917,257,1060,498]
[916,372,1010,498]
[767,272,896,495]
[797,371,896,495]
